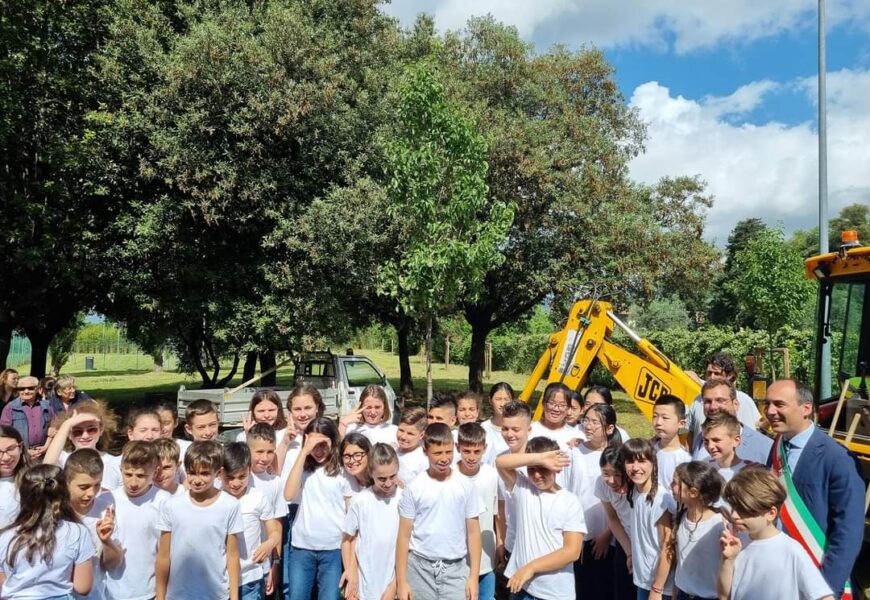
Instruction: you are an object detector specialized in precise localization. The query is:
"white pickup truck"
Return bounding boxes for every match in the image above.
[177,351,398,427]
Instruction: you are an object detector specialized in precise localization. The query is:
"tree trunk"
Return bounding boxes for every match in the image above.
[260,349,277,386]
[215,351,241,388]
[153,352,164,373]
[27,334,51,379]
[242,351,258,382]
[467,317,493,393]
[425,317,433,408]
[396,322,413,396]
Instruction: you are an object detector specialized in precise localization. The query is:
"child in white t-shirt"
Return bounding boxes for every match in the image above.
[495,436,585,600]
[340,385,398,447]
[156,441,243,600]
[652,396,691,490]
[283,417,354,600]
[719,467,833,600]
[701,413,749,483]
[396,407,428,485]
[236,389,290,448]
[64,449,121,600]
[671,461,725,600]
[620,438,676,599]
[481,383,513,465]
[595,445,636,600]
[0,426,28,528]
[396,422,482,600]
[455,423,499,600]
[0,464,95,599]
[342,443,403,600]
[222,442,282,599]
[106,440,171,600]
[456,390,481,425]
[530,383,586,449]
[155,402,192,466]
[153,439,183,497]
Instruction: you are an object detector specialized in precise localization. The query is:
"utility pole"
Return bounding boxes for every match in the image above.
[819,0,832,400]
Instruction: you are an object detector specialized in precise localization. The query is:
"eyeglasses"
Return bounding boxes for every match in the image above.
[342,451,366,463]
[71,426,101,437]
[580,418,602,428]
[16,387,35,392]
[0,445,20,457]
[545,402,568,410]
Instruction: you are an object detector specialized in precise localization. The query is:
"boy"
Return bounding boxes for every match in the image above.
[222,442,282,599]
[106,441,171,600]
[719,468,833,600]
[455,422,498,600]
[247,423,290,520]
[457,391,481,425]
[427,393,458,428]
[497,401,534,566]
[396,407,428,485]
[156,440,243,600]
[701,412,749,482]
[396,423,482,600]
[184,399,220,444]
[651,395,691,489]
[65,449,121,600]
[495,437,585,600]
[153,439,183,496]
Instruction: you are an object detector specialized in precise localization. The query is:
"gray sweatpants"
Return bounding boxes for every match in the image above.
[406,552,469,600]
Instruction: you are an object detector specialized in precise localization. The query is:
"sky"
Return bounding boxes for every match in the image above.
[382,0,870,247]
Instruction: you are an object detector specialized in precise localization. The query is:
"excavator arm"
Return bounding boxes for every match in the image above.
[519,299,701,421]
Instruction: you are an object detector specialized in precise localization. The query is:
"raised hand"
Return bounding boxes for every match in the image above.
[97,505,116,543]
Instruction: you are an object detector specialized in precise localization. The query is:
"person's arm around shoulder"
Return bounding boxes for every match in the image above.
[155,531,171,600]
[395,516,414,600]
[226,532,241,600]
[495,450,569,492]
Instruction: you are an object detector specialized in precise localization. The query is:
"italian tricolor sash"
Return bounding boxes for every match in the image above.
[771,435,852,600]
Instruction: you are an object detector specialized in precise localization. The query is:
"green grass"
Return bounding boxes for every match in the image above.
[15,348,653,437]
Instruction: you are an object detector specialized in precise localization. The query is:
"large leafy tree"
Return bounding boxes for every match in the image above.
[709,218,769,326]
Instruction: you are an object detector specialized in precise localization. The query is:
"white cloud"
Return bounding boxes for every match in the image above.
[382,0,870,54]
[628,69,870,245]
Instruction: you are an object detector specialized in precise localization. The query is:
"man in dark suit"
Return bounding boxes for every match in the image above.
[765,379,865,597]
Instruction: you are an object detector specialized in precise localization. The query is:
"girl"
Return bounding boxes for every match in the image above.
[0,427,29,528]
[585,385,631,442]
[341,433,373,495]
[0,369,18,408]
[340,385,397,447]
[670,461,724,600]
[0,464,95,599]
[566,390,584,428]
[236,390,289,444]
[155,402,191,462]
[572,404,620,598]
[44,400,123,490]
[531,383,584,448]
[596,446,636,600]
[126,408,162,442]
[481,383,513,463]
[283,417,353,600]
[342,443,403,600]
[619,438,676,600]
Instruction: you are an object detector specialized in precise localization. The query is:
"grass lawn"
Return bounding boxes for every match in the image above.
[17,348,653,437]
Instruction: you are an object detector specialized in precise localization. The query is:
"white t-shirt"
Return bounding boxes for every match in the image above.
[481,419,509,465]
[343,487,403,600]
[504,474,586,600]
[530,421,585,449]
[0,477,19,528]
[77,492,115,600]
[629,487,676,593]
[654,444,691,489]
[397,447,428,485]
[278,434,303,504]
[398,470,482,561]
[291,468,354,550]
[687,389,762,438]
[237,485,275,585]
[346,422,399,447]
[0,520,95,599]
[101,453,123,491]
[157,491,244,600]
[570,445,607,538]
[731,532,833,600]
[705,457,749,483]
[250,470,289,519]
[693,425,773,465]
[497,450,526,553]
[454,464,498,575]
[674,511,723,598]
[106,485,170,600]
[175,439,193,480]
[594,476,632,536]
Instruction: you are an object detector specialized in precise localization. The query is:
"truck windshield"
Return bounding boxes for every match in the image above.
[823,280,868,388]
[344,361,383,387]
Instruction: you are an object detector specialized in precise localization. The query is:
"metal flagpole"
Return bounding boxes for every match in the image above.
[819,0,832,400]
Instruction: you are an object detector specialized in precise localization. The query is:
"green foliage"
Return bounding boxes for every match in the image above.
[49,314,86,376]
[789,203,870,258]
[629,296,691,335]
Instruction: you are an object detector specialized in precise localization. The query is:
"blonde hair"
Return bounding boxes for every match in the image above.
[359,385,390,423]
[53,399,118,451]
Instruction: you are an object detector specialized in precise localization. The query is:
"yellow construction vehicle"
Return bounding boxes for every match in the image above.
[808,230,870,471]
[518,299,700,421]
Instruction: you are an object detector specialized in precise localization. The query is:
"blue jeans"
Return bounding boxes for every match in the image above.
[511,591,542,600]
[288,547,342,600]
[240,579,265,600]
[478,571,495,600]
[637,589,672,600]
[282,503,298,599]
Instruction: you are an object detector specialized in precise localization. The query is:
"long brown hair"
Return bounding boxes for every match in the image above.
[52,399,118,451]
[303,417,342,476]
[619,438,658,506]
[249,390,288,430]
[0,426,30,481]
[1,464,80,567]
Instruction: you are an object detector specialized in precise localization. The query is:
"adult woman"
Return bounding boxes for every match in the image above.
[0,369,19,408]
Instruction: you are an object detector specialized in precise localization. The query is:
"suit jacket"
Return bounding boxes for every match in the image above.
[774,428,866,595]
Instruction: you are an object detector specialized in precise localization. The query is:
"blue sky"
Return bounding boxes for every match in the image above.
[383,1,870,246]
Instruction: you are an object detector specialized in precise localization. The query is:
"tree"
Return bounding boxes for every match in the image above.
[410,17,718,391]
[629,296,691,334]
[790,203,870,259]
[709,218,770,326]
[724,228,815,370]
[376,62,513,403]
[48,314,85,376]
